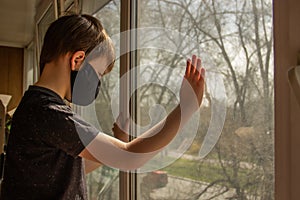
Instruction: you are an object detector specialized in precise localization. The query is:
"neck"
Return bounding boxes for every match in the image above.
[35,56,71,100]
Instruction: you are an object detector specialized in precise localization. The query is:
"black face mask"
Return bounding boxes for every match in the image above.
[70,62,101,106]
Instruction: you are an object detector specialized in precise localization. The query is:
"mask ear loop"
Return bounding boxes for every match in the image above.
[66,70,79,103]
[95,80,101,99]
[97,72,104,80]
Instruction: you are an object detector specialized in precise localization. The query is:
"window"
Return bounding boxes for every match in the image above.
[81,1,121,199]
[29,0,274,199]
[36,2,57,64]
[23,41,38,92]
[80,0,274,199]
[135,0,274,199]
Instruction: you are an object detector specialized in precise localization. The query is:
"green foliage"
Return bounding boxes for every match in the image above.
[163,158,263,195]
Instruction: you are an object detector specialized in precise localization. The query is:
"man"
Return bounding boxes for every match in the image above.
[0,14,205,199]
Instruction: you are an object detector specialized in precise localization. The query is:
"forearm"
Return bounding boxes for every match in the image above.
[125,104,194,153]
[80,104,195,171]
[84,159,102,174]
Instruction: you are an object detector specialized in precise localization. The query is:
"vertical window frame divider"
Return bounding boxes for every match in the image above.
[119,0,139,199]
[35,0,58,78]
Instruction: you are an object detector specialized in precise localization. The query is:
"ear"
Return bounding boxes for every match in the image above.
[70,51,85,70]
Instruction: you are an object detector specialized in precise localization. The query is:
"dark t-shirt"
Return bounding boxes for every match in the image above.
[0,85,99,200]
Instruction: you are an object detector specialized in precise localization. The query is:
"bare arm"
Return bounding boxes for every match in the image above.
[84,159,102,174]
[79,55,205,170]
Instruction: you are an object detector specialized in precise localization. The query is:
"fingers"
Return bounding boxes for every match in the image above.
[185,59,191,77]
[115,112,131,132]
[112,122,118,133]
[116,112,126,127]
[200,67,205,79]
[124,118,130,133]
[116,113,121,125]
[196,58,201,74]
[189,55,196,75]
[186,55,204,81]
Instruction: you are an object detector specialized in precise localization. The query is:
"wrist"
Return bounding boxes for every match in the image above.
[179,99,199,117]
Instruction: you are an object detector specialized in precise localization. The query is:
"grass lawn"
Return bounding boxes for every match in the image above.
[162,158,224,183]
[162,157,253,188]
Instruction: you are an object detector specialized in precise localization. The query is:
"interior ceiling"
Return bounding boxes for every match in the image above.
[0,0,37,48]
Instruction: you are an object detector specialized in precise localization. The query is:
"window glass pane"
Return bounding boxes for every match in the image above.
[81,0,120,199]
[24,42,38,91]
[37,3,56,57]
[136,0,274,199]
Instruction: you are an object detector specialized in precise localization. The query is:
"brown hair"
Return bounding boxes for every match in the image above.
[39,14,115,74]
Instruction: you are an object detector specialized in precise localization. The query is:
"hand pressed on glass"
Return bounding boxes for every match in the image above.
[180,55,205,115]
[113,113,130,142]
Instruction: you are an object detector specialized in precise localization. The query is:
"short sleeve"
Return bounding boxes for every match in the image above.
[37,103,99,157]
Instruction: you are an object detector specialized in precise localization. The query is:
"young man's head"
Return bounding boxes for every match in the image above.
[39,14,115,74]
[39,14,115,105]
